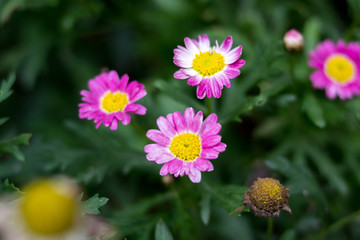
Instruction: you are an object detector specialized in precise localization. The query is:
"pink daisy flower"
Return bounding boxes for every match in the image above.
[309,40,360,100]
[79,71,147,130]
[173,34,245,99]
[144,107,226,183]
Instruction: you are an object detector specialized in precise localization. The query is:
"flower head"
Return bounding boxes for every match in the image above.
[0,177,115,240]
[173,34,245,99]
[243,177,292,217]
[283,29,304,52]
[79,71,147,130]
[144,107,226,183]
[309,40,360,100]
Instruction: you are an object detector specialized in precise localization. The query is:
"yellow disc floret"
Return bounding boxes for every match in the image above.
[20,179,78,235]
[101,91,129,113]
[169,133,201,161]
[325,54,355,84]
[192,51,225,77]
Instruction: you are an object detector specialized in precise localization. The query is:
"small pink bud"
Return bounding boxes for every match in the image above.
[283,29,304,53]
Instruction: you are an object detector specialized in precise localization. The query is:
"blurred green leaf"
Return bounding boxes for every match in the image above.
[200,194,211,225]
[0,117,9,126]
[203,181,248,216]
[1,178,22,194]
[305,144,348,196]
[0,133,32,161]
[303,18,321,53]
[155,219,174,240]
[82,194,109,215]
[302,92,326,128]
[0,73,15,103]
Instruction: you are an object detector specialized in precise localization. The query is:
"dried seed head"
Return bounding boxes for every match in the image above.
[243,177,292,217]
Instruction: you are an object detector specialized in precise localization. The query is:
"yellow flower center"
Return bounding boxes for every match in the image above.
[100,91,129,113]
[192,51,225,77]
[20,180,77,235]
[325,54,355,84]
[169,133,201,161]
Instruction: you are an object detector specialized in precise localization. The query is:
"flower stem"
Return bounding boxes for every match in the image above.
[206,97,212,115]
[266,217,273,240]
[289,53,296,87]
[315,208,360,239]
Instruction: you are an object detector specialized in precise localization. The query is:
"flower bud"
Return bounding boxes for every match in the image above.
[243,177,292,217]
[283,29,304,53]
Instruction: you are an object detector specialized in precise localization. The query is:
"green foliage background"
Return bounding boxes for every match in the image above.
[1,0,360,239]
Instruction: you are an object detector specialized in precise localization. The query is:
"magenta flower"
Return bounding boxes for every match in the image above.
[173,34,245,99]
[79,71,147,130]
[309,40,360,100]
[144,107,226,183]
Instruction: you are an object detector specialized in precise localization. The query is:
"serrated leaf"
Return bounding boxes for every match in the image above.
[1,179,22,194]
[200,194,211,225]
[155,219,174,240]
[0,73,15,103]
[0,133,32,161]
[203,181,248,216]
[302,92,326,128]
[82,194,109,215]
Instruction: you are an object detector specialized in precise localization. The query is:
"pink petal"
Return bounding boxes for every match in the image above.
[173,111,187,133]
[224,45,242,64]
[200,148,219,160]
[188,168,201,183]
[184,37,199,54]
[119,74,129,92]
[125,104,146,115]
[196,83,207,99]
[109,120,119,130]
[224,67,240,79]
[201,123,221,137]
[146,129,171,146]
[174,69,189,79]
[160,163,170,176]
[202,135,222,148]
[130,88,147,102]
[168,159,184,174]
[219,36,233,53]
[200,113,218,134]
[213,142,227,152]
[215,73,231,88]
[120,113,131,125]
[229,59,246,69]
[198,34,210,52]
[157,116,177,138]
[187,75,202,86]
[209,78,222,98]
[155,152,175,164]
[194,158,214,171]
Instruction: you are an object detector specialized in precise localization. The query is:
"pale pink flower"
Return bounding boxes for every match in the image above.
[283,29,304,52]
[145,107,226,183]
[173,34,245,99]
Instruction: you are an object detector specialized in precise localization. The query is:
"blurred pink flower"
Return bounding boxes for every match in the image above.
[283,29,304,52]
[145,107,226,183]
[79,71,146,130]
[309,40,360,100]
[173,34,245,99]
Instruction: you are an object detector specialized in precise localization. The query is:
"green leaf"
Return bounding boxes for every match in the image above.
[1,179,22,194]
[155,219,174,240]
[0,133,32,161]
[200,194,211,225]
[303,18,321,53]
[0,117,9,126]
[305,144,348,196]
[0,73,15,103]
[302,92,326,128]
[82,194,109,215]
[203,181,248,216]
